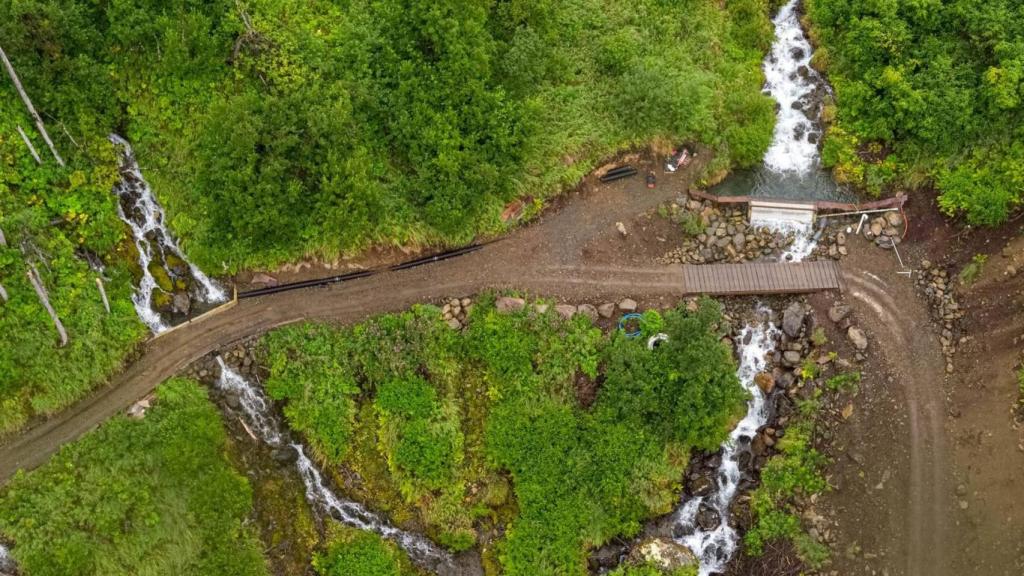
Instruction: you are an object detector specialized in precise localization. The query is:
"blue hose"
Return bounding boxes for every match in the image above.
[618,313,643,338]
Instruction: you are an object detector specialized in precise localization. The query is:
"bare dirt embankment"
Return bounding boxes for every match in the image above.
[816,194,1024,576]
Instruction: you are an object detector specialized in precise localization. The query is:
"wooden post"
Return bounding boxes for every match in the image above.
[0,45,64,166]
[26,262,68,346]
[95,277,110,314]
[16,125,41,164]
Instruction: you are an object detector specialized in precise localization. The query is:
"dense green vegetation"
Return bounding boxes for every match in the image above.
[0,100,145,435]
[0,379,267,576]
[313,525,423,576]
[1,0,775,272]
[807,0,1024,224]
[264,295,745,575]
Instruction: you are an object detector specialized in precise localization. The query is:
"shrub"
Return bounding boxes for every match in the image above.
[958,254,988,286]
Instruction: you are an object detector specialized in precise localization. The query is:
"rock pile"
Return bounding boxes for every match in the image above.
[861,211,904,250]
[915,261,964,373]
[493,296,630,322]
[657,200,796,264]
[441,297,473,329]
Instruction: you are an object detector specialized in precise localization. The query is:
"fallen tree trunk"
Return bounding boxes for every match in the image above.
[0,283,7,303]
[0,45,64,166]
[26,262,68,346]
[16,125,41,164]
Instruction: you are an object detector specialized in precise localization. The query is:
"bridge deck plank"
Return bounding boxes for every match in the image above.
[680,261,843,295]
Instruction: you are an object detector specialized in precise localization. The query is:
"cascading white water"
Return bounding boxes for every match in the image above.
[0,543,14,576]
[214,358,455,572]
[110,135,225,332]
[671,315,780,576]
[762,0,822,174]
[754,0,826,261]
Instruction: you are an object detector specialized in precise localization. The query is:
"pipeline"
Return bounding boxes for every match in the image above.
[237,243,488,299]
[238,270,374,299]
[388,243,485,272]
[602,165,635,178]
[599,168,638,183]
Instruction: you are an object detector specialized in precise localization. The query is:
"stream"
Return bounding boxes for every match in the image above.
[667,2,825,573]
[669,316,780,575]
[710,0,845,263]
[110,135,226,332]
[214,359,459,575]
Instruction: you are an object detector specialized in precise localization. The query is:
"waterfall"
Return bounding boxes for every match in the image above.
[670,313,780,576]
[214,359,455,573]
[110,135,226,332]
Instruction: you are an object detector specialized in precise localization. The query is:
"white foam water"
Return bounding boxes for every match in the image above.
[762,0,823,174]
[214,359,455,572]
[0,543,14,576]
[671,314,780,576]
[110,135,226,332]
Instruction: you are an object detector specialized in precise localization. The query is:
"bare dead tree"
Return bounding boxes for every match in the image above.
[95,277,110,314]
[16,125,41,164]
[26,262,68,346]
[0,44,64,166]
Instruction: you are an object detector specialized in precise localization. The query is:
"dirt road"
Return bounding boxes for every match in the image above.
[0,153,706,482]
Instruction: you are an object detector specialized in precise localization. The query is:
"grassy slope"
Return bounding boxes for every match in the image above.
[0,379,267,576]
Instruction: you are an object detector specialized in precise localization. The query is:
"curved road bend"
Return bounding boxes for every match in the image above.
[0,154,711,482]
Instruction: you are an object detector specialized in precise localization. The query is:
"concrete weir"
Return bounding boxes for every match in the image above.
[748,199,817,226]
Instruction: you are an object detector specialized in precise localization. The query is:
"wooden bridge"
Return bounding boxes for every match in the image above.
[681,260,845,295]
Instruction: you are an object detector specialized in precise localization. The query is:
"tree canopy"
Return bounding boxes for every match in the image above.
[808,0,1024,224]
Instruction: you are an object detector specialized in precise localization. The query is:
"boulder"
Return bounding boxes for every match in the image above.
[847,326,868,351]
[783,350,802,366]
[755,371,775,394]
[577,303,599,321]
[446,318,462,330]
[828,303,851,323]
[618,298,638,312]
[689,474,715,497]
[782,302,805,338]
[271,446,299,465]
[696,504,722,531]
[628,538,698,573]
[496,296,526,314]
[251,272,279,287]
[171,292,191,316]
[598,302,616,318]
[555,304,577,319]
[885,211,903,227]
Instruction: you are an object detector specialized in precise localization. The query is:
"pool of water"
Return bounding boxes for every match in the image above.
[709,167,854,203]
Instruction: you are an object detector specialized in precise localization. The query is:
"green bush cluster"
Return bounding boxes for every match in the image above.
[313,525,421,576]
[745,419,829,568]
[264,296,744,575]
[0,379,267,576]
[806,0,1024,224]
[1,0,775,272]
